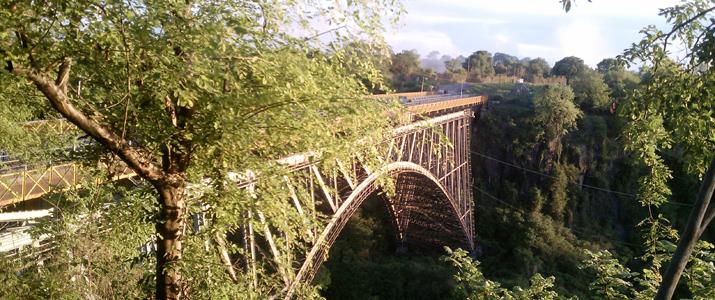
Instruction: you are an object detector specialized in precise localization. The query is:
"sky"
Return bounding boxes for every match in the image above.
[385,0,681,67]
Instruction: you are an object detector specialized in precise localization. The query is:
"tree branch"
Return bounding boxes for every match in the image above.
[697,157,715,235]
[657,156,715,299]
[662,6,715,56]
[11,63,165,183]
[55,57,71,95]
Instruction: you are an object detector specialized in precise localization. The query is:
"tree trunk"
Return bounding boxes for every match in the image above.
[155,179,186,300]
[656,157,715,300]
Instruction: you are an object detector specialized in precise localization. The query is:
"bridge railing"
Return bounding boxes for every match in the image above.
[404,94,475,105]
[368,91,439,99]
[408,95,487,115]
[22,119,77,135]
[0,162,135,206]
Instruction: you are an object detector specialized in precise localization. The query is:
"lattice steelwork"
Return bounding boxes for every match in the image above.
[23,119,77,135]
[234,109,478,298]
[0,163,135,206]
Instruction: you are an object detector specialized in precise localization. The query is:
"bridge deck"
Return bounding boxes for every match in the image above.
[0,94,486,206]
[407,95,486,114]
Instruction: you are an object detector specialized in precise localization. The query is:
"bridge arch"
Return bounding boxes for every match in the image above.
[287,161,473,297]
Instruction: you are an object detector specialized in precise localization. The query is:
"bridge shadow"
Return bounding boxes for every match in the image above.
[315,190,457,299]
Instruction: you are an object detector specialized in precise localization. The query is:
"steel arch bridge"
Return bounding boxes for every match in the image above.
[259,108,481,298]
[0,94,486,298]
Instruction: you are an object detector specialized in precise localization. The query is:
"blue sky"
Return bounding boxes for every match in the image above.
[385,0,681,67]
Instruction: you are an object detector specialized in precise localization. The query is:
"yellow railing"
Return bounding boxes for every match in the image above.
[22,119,77,135]
[0,163,135,206]
[368,91,439,99]
[407,96,486,114]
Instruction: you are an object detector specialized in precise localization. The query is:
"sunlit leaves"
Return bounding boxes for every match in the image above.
[0,0,404,297]
[532,85,583,144]
[620,1,715,207]
[580,230,715,300]
[442,247,562,299]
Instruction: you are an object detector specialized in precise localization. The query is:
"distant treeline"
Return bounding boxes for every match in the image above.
[388,49,576,92]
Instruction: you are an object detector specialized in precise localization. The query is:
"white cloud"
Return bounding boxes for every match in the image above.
[494,33,510,44]
[404,12,507,25]
[386,30,464,57]
[410,0,680,18]
[555,20,611,66]
[516,43,559,60]
[387,0,684,66]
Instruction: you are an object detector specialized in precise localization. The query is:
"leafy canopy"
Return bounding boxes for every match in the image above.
[0,0,405,297]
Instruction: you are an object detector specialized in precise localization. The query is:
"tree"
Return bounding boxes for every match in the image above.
[390,50,423,91]
[602,68,640,104]
[596,58,624,73]
[509,61,528,78]
[493,52,519,75]
[444,56,465,73]
[0,1,400,298]
[493,52,519,66]
[619,2,715,299]
[533,85,582,144]
[551,56,587,84]
[569,69,611,110]
[421,51,447,72]
[527,58,551,79]
[464,50,495,79]
[390,50,422,78]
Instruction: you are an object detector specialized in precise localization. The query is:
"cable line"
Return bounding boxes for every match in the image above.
[470,150,692,207]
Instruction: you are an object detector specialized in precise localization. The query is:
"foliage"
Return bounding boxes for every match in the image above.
[598,61,640,104]
[533,85,582,144]
[445,56,466,73]
[0,0,404,298]
[596,58,624,73]
[442,247,562,300]
[318,200,455,299]
[0,185,156,299]
[527,58,552,79]
[464,50,496,79]
[580,250,637,299]
[551,56,587,83]
[581,240,715,300]
[618,1,715,297]
[547,163,580,220]
[569,69,611,111]
[620,0,715,206]
[470,82,644,297]
[390,49,423,91]
[493,52,525,77]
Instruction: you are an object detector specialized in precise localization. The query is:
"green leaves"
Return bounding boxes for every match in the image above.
[1,0,403,297]
[532,85,583,144]
[580,250,637,299]
[570,69,611,111]
[620,1,715,207]
[442,247,562,299]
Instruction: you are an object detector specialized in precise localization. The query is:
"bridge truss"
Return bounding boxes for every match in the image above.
[1,95,484,298]
[248,110,477,297]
